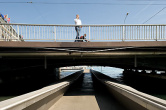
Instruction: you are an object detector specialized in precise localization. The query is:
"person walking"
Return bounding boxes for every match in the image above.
[74,14,82,42]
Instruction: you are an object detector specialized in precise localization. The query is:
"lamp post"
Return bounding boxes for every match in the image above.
[124,12,129,24]
[123,12,129,41]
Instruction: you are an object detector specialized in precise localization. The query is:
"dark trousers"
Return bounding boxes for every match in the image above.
[75,26,81,42]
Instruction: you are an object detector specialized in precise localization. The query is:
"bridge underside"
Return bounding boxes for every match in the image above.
[1,41,166,71]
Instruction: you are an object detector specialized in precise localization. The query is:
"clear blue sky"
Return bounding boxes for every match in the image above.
[1,0,166,24]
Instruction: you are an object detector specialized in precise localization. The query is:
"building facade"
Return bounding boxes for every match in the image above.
[0,14,23,41]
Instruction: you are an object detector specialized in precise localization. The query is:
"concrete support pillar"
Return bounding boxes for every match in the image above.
[54,68,60,80]
[134,55,137,68]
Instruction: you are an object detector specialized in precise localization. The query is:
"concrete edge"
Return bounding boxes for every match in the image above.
[105,81,166,106]
[0,70,83,110]
[91,70,166,110]
[105,81,166,110]
[0,82,69,110]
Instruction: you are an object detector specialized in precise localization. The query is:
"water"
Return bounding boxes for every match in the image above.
[91,66,123,79]
[60,70,80,79]
[64,73,95,96]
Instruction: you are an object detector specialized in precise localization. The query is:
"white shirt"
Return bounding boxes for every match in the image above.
[74,18,82,25]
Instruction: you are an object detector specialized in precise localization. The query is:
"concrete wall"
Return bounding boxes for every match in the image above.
[0,82,69,110]
[91,70,166,110]
[24,83,68,110]
[0,71,83,110]
[106,85,147,110]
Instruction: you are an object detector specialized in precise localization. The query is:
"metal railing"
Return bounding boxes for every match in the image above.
[0,23,166,42]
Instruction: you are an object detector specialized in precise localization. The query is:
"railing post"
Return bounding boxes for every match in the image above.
[156,26,158,41]
[54,26,56,42]
[89,26,90,41]
[11,26,13,40]
[17,25,19,41]
[122,25,125,41]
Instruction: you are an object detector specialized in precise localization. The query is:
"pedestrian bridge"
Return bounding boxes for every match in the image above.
[1,23,166,71]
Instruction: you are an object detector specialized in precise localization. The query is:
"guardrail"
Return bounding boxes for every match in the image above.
[1,23,166,42]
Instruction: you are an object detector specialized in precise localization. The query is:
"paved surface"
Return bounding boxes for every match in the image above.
[49,96,99,110]
[49,72,126,110]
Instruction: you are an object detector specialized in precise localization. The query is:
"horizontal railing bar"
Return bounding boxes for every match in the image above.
[1,23,166,27]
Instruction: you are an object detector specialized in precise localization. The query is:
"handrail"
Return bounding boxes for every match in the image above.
[1,23,166,42]
[1,23,166,26]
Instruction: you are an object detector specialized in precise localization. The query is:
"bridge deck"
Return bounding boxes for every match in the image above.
[1,41,166,48]
[1,41,166,71]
